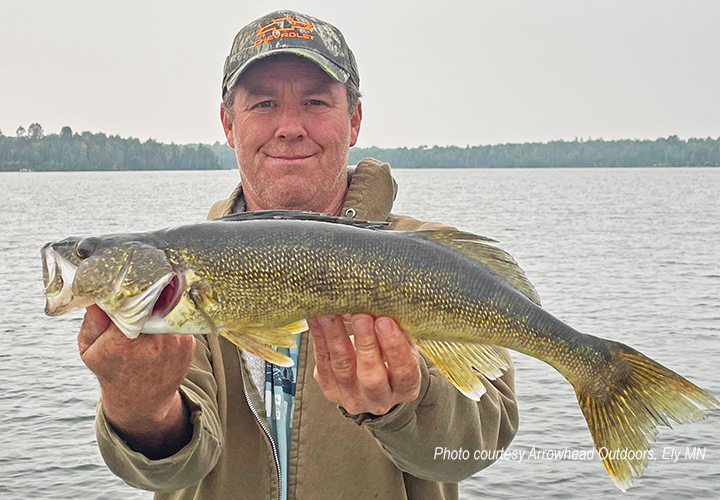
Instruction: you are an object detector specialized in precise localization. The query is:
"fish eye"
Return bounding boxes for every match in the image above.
[76,237,97,259]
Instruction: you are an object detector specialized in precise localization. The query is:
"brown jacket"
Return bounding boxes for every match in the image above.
[95,158,519,499]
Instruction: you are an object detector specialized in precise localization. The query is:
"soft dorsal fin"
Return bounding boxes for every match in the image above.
[413,229,541,305]
[215,210,389,230]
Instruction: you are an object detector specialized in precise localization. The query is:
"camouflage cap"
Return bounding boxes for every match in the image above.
[222,10,360,100]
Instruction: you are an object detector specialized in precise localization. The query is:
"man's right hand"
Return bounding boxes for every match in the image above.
[79,305,196,459]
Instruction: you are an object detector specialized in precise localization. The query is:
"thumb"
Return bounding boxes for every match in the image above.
[78,305,111,356]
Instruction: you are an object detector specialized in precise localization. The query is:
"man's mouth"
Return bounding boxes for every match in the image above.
[266,153,315,162]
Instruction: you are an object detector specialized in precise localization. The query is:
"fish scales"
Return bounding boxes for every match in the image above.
[41,210,718,491]
[168,221,535,346]
[148,221,715,442]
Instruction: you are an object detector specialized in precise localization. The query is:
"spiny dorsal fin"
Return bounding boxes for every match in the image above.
[413,229,541,306]
[416,338,512,401]
[215,210,388,230]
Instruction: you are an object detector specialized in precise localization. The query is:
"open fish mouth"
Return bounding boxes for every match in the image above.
[106,272,182,338]
[42,244,93,315]
[40,210,719,492]
[151,274,184,318]
[42,240,185,337]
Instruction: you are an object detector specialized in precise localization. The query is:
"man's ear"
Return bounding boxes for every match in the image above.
[349,101,362,147]
[220,104,235,149]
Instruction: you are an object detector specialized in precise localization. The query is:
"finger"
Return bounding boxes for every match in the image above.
[314,315,361,406]
[316,314,357,382]
[78,305,111,355]
[351,314,390,399]
[375,318,421,398]
[351,314,382,359]
[140,333,196,361]
[178,334,197,356]
[166,334,196,363]
[308,317,340,399]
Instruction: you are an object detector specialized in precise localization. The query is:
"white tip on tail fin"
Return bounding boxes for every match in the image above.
[575,342,720,491]
[416,339,512,401]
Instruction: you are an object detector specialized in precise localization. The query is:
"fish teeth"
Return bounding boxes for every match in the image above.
[43,247,93,315]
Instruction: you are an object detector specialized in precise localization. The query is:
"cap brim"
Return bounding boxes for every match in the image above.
[224,48,350,98]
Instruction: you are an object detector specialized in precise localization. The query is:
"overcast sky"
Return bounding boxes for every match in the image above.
[2,0,719,148]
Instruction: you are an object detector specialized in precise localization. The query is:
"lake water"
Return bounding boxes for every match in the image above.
[1,168,718,499]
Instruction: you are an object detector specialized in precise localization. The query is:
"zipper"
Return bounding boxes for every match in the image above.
[238,346,282,500]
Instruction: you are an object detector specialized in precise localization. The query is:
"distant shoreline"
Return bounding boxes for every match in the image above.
[2,128,719,171]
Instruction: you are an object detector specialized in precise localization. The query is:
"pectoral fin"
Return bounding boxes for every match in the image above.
[416,338,512,400]
[219,329,295,367]
[214,322,303,366]
[241,321,306,348]
[267,319,309,335]
[188,281,302,366]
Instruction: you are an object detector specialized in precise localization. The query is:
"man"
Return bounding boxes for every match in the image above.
[79,11,519,499]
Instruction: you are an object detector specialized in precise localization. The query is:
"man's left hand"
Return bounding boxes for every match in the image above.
[308,314,421,416]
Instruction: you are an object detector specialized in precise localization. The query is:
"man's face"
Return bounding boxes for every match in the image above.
[221,55,362,213]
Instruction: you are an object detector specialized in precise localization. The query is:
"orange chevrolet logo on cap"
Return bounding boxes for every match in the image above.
[256,16,313,37]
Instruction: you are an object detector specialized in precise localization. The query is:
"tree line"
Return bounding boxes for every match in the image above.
[2,124,719,171]
[347,136,720,168]
[0,124,220,171]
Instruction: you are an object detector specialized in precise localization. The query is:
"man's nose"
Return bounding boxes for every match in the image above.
[275,105,306,140]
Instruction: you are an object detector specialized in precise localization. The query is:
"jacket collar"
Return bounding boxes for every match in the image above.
[341,158,396,222]
[214,157,397,222]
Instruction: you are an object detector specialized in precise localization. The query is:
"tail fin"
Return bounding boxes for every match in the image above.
[575,343,719,491]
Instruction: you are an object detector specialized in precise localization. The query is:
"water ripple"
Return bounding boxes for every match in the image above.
[3,169,720,499]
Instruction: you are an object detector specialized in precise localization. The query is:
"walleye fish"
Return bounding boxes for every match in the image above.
[42,210,717,490]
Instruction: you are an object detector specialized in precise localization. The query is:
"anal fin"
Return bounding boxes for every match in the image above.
[416,339,511,401]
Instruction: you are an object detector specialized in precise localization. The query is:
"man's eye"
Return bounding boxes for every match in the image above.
[307,99,328,106]
[253,101,274,109]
